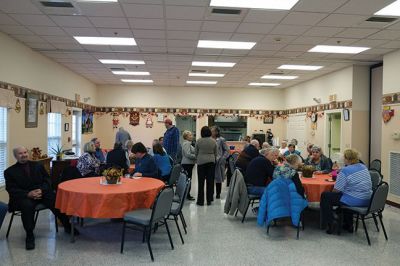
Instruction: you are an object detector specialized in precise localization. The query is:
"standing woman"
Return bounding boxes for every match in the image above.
[211,126,230,199]
[181,130,196,201]
[195,126,217,206]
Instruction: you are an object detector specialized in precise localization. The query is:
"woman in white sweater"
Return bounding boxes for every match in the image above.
[181,130,196,200]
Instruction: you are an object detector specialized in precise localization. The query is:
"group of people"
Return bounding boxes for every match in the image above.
[237,137,373,235]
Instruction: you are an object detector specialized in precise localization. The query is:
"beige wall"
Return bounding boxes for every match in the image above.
[383,50,400,94]
[247,116,286,144]
[96,85,285,110]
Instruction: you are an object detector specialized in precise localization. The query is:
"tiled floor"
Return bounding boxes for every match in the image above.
[1,174,400,265]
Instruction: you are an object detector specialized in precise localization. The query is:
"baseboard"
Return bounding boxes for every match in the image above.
[386,200,400,209]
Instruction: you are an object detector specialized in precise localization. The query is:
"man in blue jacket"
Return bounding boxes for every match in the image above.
[163,118,180,161]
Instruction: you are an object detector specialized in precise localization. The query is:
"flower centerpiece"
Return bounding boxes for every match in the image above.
[301,165,315,178]
[102,167,123,184]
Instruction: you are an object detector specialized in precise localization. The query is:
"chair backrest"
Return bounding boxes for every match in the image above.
[228,152,239,175]
[367,181,389,214]
[369,159,382,174]
[175,177,191,213]
[151,187,174,224]
[369,169,382,190]
[175,173,188,200]
[168,164,182,186]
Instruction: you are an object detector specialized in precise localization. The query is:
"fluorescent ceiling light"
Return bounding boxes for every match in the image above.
[210,0,299,10]
[375,1,400,16]
[261,75,298,80]
[74,36,136,46]
[121,79,153,83]
[192,61,236,67]
[249,82,280,86]
[99,59,145,65]
[187,81,218,85]
[189,73,225,77]
[308,45,370,54]
[278,64,323,71]
[198,40,256,50]
[112,71,150,76]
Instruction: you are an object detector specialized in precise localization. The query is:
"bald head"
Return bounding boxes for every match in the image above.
[250,139,260,149]
[13,146,29,164]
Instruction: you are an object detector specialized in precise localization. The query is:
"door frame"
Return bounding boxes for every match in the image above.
[324,109,343,158]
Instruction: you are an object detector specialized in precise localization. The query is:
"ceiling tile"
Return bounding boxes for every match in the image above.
[0,0,42,14]
[199,31,232,40]
[97,28,133,37]
[27,26,66,36]
[129,18,164,30]
[351,39,389,48]
[52,43,84,50]
[132,29,166,39]
[270,25,311,35]
[165,6,206,20]
[236,23,274,34]
[0,13,18,25]
[25,42,55,50]
[230,33,265,42]
[164,0,208,6]
[243,10,288,24]
[334,0,395,15]
[254,42,286,51]
[64,27,99,36]
[10,14,56,27]
[136,38,166,46]
[322,37,360,45]
[0,25,33,35]
[42,35,77,44]
[11,34,45,43]
[140,46,167,52]
[281,12,328,26]
[50,16,93,28]
[167,30,199,40]
[167,20,202,31]
[79,3,125,17]
[202,21,239,33]
[293,0,348,12]
[303,26,345,37]
[283,44,313,52]
[168,39,196,48]
[367,30,400,40]
[122,4,163,18]
[317,14,367,27]
[380,40,400,49]
[335,28,379,38]
[292,36,328,45]
[89,17,129,28]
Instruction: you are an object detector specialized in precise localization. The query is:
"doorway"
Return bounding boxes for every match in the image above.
[175,116,196,143]
[327,112,341,158]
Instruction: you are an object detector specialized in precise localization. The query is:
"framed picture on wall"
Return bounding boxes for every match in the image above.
[263,116,274,124]
[25,93,39,128]
[64,123,69,132]
[343,108,350,121]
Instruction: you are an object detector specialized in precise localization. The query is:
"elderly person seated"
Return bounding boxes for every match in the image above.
[273,154,305,197]
[235,139,261,173]
[304,145,332,174]
[91,137,106,163]
[5,147,77,250]
[131,142,158,178]
[283,143,301,157]
[106,142,129,173]
[152,143,172,181]
[320,149,372,234]
[262,142,271,149]
[279,140,289,155]
[245,147,280,196]
[77,142,101,177]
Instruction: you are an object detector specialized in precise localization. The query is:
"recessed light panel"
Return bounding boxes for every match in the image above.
[308,45,370,54]
[188,73,225,77]
[187,81,218,85]
[112,71,150,75]
[375,1,400,16]
[249,82,280,86]
[261,75,298,80]
[121,79,153,83]
[278,65,323,71]
[74,36,136,46]
[198,40,256,50]
[99,59,145,65]
[210,0,299,10]
[192,61,236,67]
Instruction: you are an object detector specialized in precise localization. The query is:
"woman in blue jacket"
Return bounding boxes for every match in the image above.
[152,143,172,181]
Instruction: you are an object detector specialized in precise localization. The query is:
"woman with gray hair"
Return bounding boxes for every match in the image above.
[273,154,305,197]
[304,145,332,174]
[211,126,230,199]
[77,141,101,177]
[181,130,196,200]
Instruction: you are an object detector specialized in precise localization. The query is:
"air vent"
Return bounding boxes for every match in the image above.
[191,69,207,73]
[109,67,126,71]
[269,72,284,75]
[212,8,241,15]
[40,1,74,8]
[389,151,400,197]
[366,16,398,23]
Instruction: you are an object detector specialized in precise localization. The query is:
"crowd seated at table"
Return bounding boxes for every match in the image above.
[304,145,332,174]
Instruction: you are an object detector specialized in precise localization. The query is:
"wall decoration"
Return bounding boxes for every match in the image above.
[145,114,154,128]
[15,98,21,113]
[64,123,69,132]
[39,102,45,115]
[82,110,94,134]
[382,107,394,123]
[311,112,318,123]
[263,116,274,124]
[157,113,165,122]
[129,111,140,126]
[25,93,39,128]
[112,113,119,129]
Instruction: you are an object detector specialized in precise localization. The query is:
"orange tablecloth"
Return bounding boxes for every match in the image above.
[301,174,335,202]
[56,177,164,218]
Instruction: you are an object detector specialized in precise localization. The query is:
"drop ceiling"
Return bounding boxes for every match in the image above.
[0,0,398,88]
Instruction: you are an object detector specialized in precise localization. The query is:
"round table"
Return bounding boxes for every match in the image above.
[301,174,335,203]
[55,177,164,219]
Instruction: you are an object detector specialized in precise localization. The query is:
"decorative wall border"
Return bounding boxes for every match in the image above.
[382,92,400,105]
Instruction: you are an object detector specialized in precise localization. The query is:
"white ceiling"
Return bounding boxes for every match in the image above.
[0,0,398,88]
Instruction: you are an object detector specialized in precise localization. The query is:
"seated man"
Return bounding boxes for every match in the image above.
[91,137,105,163]
[235,139,261,173]
[283,144,301,157]
[244,147,279,196]
[131,142,159,178]
[5,147,77,250]
[106,142,129,173]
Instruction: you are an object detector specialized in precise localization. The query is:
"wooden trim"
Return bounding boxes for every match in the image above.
[386,200,400,209]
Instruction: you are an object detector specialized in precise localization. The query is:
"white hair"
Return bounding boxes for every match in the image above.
[13,146,27,158]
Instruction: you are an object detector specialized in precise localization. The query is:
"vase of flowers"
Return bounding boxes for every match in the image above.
[301,165,315,178]
[102,167,123,184]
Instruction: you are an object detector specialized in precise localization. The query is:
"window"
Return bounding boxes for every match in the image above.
[0,107,7,186]
[72,111,81,155]
[47,113,62,158]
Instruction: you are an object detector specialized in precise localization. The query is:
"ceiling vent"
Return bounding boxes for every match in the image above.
[109,67,126,71]
[32,0,81,15]
[190,69,208,73]
[269,72,284,75]
[366,16,398,23]
[211,8,241,15]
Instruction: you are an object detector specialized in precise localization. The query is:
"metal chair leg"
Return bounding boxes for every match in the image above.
[55,216,59,233]
[378,213,388,241]
[372,214,379,232]
[267,225,270,235]
[174,216,184,244]
[164,218,174,250]
[355,213,359,232]
[6,212,15,238]
[179,213,187,234]
[361,216,371,246]
[234,209,238,217]
[241,202,250,223]
[120,222,126,253]
[179,212,187,229]
[146,227,154,261]
[142,230,146,243]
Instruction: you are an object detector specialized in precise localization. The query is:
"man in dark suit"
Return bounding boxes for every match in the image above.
[5,146,77,250]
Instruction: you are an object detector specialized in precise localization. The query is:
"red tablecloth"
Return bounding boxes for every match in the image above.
[56,177,164,218]
[301,174,335,203]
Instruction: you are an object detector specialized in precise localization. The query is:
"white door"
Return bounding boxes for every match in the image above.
[287,114,306,157]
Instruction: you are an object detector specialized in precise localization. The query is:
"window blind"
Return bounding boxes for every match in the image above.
[0,107,7,186]
[47,113,62,158]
